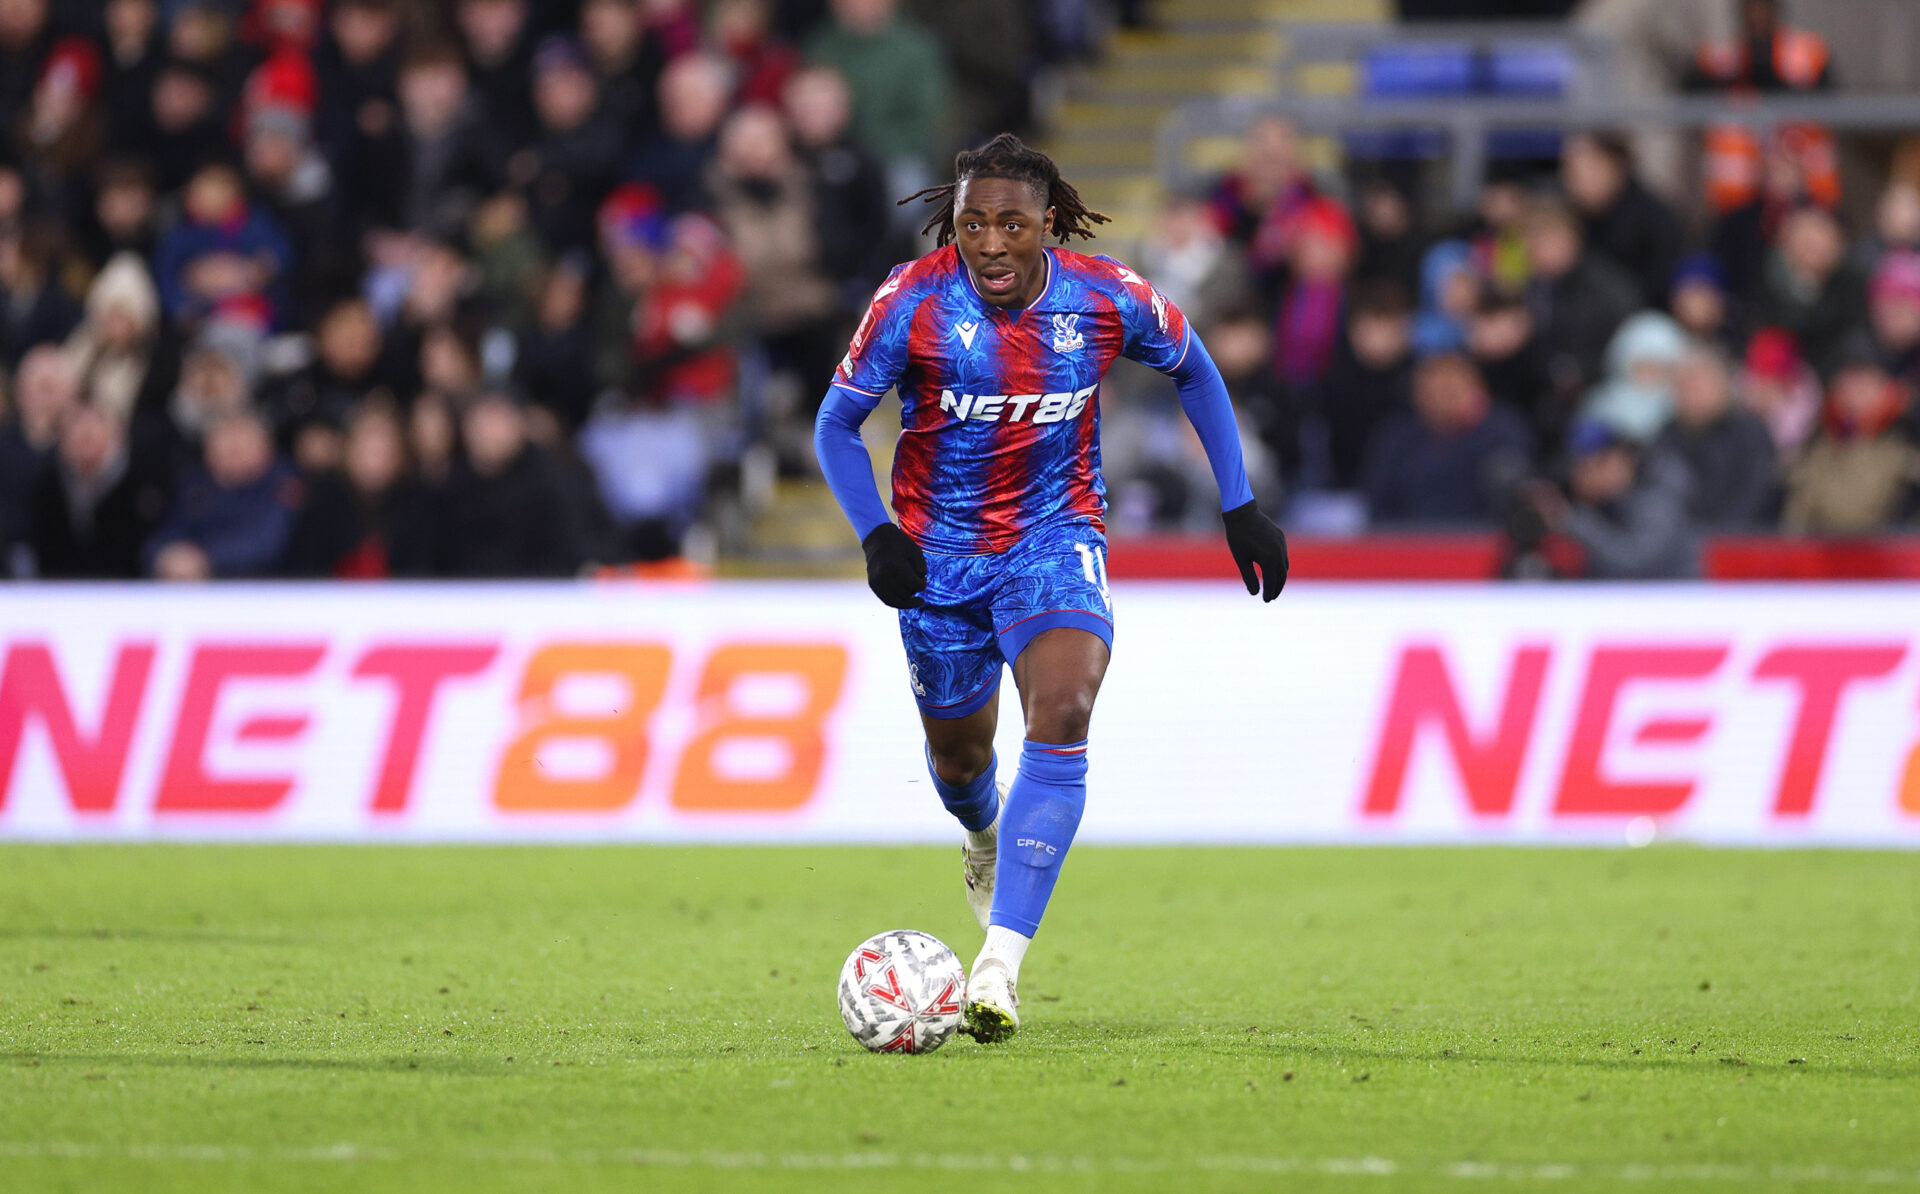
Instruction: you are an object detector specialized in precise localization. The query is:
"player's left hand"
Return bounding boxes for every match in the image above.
[1222,500,1288,602]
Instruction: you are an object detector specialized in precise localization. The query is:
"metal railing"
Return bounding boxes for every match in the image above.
[1157,20,1920,211]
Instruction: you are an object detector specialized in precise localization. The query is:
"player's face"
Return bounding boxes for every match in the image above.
[954,177,1055,309]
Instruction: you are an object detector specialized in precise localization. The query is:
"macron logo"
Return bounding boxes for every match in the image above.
[956,320,979,350]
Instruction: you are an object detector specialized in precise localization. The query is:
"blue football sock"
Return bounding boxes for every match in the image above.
[990,740,1088,937]
[926,745,999,833]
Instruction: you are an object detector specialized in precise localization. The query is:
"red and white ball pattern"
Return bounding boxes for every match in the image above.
[837,930,967,1054]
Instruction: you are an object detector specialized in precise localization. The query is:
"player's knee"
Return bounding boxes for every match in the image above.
[929,740,992,788]
[1026,685,1095,744]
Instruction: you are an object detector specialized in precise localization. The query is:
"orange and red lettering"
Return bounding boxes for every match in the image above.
[493,642,669,812]
[671,644,848,812]
[1554,644,1728,817]
[1361,643,1550,817]
[0,642,154,813]
[156,643,325,813]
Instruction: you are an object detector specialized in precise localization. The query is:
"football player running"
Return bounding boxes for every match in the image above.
[814,134,1289,1041]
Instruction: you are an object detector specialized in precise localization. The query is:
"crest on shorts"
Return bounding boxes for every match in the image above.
[1051,314,1083,354]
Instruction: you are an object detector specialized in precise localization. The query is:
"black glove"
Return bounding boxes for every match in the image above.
[1223,499,1289,602]
[861,522,927,609]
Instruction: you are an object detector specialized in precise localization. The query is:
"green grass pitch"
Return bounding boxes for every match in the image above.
[3,844,1917,1193]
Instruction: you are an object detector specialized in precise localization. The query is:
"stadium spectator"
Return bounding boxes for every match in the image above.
[1669,252,1739,355]
[25,400,168,579]
[0,0,52,135]
[263,296,396,457]
[1466,288,1556,449]
[1135,194,1248,338]
[0,219,80,369]
[284,399,444,578]
[313,0,404,222]
[1582,311,1688,443]
[1560,131,1683,310]
[1867,251,1920,391]
[515,254,599,433]
[1317,282,1413,491]
[145,408,301,580]
[454,0,536,151]
[64,251,178,431]
[1208,114,1317,298]
[1351,175,1422,297]
[715,0,798,108]
[1361,352,1530,528]
[15,36,107,233]
[1521,197,1639,411]
[101,0,165,144]
[0,343,78,572]
[523,35,624,256]
[909,0,1032,149]
[1782,344,1920,534]
[1653,344,1779,530]
[708,104,838,395]
[1273,196,1354,396]
[389,40,494,236]
[1412,239,1475,357]
[624,50,729,213]
[596,190,743,408]
[781,65,893,308]
[804,0,950,198]
[81,156,161,271]
[1758,204,1866,379]
[1206,308,1297,490]
[242,56,351,324]
[137,60,225,193]
[1465,169,1530,293]
[1549,417,1699,580]
[1738,326,1821,463]
[154,161,294,333]
[580,0,662,139]
[444,389,587,577]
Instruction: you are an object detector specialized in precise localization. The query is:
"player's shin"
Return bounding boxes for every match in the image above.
[925,744,999,833]
[983,739,1088,977]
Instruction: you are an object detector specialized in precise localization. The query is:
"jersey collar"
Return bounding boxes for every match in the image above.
[965,248,1055,322]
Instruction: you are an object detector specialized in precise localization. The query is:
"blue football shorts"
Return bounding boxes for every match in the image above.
[898,521,1114,720]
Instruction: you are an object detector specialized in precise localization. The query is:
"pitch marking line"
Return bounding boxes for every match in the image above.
[0,1143,1915,1182]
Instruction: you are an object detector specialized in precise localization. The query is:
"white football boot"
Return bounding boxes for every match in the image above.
[962,781,1007,931]
[964,958,1020,1042]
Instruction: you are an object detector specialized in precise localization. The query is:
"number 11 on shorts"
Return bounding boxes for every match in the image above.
[1073,542,1110,611]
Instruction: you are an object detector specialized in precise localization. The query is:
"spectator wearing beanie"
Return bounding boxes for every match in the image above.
[1274,196,1355,397]
[1581,310,1688,444]
[523,35,623,256]
[243,51,350,325]
[1549,415,1699,580]
[64,251,179,431]
[1411,239,1475,357]
[1670,252,1743,356]
[1782,338,1920,534]
[1740,327,1822,463]
[1867,250,1920,392]
[14,36,106,232]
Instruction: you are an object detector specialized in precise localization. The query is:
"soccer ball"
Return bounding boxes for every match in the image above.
[837,929,967,1054]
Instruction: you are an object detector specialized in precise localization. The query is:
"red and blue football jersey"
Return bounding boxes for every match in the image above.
[831,245,1190,555]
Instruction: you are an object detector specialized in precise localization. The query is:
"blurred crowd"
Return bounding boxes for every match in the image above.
[0,0,1108,581]
[1117,3,1920,578]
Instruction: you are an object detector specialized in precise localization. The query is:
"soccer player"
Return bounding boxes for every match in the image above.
[814,135,1289,1041]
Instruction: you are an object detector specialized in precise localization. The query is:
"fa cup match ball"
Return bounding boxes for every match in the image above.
[837,930,967,1054]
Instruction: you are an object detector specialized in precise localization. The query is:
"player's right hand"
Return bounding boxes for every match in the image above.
[861,523,927,608]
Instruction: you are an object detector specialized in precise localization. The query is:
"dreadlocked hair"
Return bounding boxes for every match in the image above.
[898,133,1110,247]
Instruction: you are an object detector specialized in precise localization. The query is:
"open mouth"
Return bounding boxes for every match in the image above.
[979,270,1018,296]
